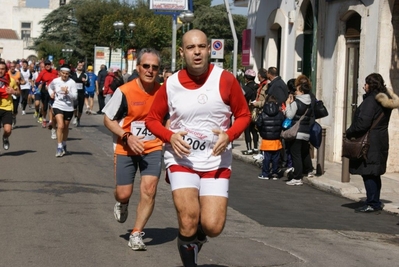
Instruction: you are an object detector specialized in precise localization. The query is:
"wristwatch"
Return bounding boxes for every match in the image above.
[122,132,133,146]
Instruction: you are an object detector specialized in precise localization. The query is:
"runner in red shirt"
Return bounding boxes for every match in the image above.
[146,29,250,267]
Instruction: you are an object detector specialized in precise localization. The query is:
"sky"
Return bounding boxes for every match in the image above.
[26,0,247,15]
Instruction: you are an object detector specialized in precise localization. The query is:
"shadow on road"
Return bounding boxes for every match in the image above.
[0,149,35,156]
[120,227,178,245]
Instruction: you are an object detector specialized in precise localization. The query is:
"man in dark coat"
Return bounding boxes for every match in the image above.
[96,64,108,114]
[346,73,399,213]
[266,67,288,106]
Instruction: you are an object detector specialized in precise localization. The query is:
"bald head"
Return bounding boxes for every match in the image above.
[182,29,207,46]
[180,29,210,76]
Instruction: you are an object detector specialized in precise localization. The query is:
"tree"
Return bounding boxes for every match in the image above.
[34,0,172,66]
[33,0,247,71]
[191,4,247,70]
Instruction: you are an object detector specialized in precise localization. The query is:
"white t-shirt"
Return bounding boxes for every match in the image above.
[20,68,31,90]
[48,77,78,112]
[164,66,233,171]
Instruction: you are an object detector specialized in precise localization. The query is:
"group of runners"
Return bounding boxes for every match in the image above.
[0,58,97,157]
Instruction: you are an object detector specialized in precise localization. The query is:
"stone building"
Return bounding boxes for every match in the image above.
[236,0,399,172]
[0,0,70,61]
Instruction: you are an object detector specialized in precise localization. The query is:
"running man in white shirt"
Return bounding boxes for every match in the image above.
[48,65,77,157]
[146,29,250,267]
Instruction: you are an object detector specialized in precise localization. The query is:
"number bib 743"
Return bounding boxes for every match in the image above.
[131,121,155,141]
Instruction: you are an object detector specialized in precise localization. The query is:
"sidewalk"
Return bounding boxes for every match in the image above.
[232,137,399,215]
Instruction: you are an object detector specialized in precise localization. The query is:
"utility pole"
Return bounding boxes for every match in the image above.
[224,0,238,76]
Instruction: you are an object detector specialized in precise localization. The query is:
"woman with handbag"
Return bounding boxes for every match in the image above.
[345,73,399,213]
[284,75,315,186]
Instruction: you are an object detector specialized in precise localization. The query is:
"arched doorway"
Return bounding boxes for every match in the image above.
[269,24,282,72]
[343,12,361,130]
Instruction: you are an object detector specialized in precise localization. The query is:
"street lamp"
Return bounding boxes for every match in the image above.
[179,10,195,33]
[61,48,73,62]
[176,10,195,70]
[113,21,136,70]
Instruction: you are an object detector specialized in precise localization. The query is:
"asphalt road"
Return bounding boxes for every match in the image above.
[1,110,398,267]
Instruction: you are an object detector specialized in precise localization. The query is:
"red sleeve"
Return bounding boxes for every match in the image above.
[219,71,251,142]
[35,71,44,83]
[145,82,174,143]
[103,75,112,94]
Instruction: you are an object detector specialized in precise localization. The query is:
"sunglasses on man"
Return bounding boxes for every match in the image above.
[140,64,159,71]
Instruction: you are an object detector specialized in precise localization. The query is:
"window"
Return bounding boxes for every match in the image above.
[21,22,31,40]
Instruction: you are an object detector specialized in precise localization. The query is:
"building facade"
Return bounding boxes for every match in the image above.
[238,0,399,172]
[0,0,70,61]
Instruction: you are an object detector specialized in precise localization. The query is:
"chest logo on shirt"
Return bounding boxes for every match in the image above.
[129,101,146,106]
[197,94,208,104]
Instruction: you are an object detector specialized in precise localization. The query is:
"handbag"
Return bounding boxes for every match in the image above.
[314,100,329,119]
[281,109,308,141]
[309,122,322,149]
[342,113,384,160]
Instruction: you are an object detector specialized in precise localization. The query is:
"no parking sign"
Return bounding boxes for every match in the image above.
[211,39,224,59]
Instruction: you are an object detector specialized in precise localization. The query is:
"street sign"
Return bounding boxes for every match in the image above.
[211,39,224,59]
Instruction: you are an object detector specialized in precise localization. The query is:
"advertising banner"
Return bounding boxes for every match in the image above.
[94,46,124,74]
[242,29,251,66]
[149,0,188,11]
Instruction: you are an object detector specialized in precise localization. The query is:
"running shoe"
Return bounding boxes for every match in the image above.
[22,110,26,115]
[114,202,128,223]
[253,153,264,161]
[3,137,10,150]
[42,120,47,128]
[55,147,65,157]
[51,129,56,140]
[271,174,279,180]
[76,119,80,127]
[63,145,67,154]
[258,174,269,180]
[48,121,52,130]
[307,171,316,178]
[286,179,303,186]
[37,117,43,123]
[284,167,294,178]
[33,111,38,118]
[72,117,77,125]
[12,117,16,129]
[128,232,147,251]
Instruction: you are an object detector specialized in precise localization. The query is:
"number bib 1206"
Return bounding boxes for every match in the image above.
[131,121,155,141]
[182,131,217,157]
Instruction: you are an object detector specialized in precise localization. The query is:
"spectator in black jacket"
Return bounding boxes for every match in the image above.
[266,67,288,106]
[97,64,108,114]
[242,69,259,155]
[346,73,399,213]
[255,95,285,180]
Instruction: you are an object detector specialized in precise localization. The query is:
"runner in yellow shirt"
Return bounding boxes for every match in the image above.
[0,60,20,151]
